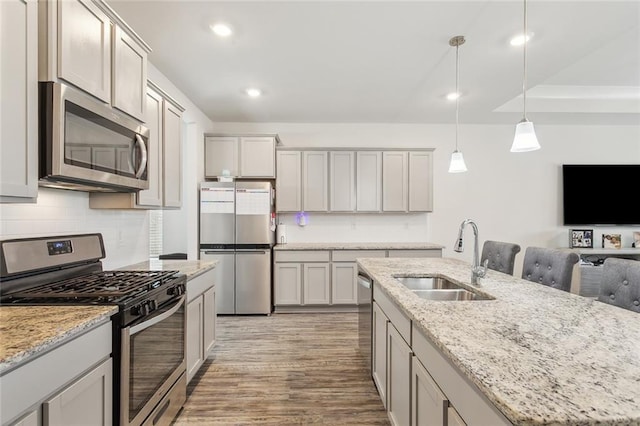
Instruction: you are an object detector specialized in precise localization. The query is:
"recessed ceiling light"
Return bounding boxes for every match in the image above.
[446,92,460,101]
[510,32,533,46]
[246,88,261,98]
[210,23,232,37]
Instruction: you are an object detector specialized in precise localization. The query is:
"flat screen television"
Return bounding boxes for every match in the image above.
[562,164,640,225]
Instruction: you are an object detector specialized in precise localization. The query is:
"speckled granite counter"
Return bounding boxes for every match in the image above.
[0,305,117,374]
[120,259,217,280]
[274,242,444,251]
[357,257,640,426]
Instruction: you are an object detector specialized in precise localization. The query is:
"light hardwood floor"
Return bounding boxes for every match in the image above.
[173,313,389,425]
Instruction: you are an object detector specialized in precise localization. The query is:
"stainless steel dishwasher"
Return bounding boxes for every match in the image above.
[357,270,373,372]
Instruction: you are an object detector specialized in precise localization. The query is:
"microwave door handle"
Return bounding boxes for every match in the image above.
[134,134,148,179]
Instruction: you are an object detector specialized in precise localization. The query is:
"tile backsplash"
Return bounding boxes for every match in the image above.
[0,188,149,269]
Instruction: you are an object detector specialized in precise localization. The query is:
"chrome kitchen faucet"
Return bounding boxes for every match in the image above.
[454,219,488,286]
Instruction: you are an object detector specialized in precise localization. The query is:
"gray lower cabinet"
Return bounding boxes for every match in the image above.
[331,262,358,304]
[387,322,412,426]
[274,260,330,306]
[1,322,112,426]
[274,263,303,305]
[303,263,330,304]
[412,355,447,426]
[372,278,510,426]
[372,302,389,409]
[43,359,112,426]
[186,269,217,383]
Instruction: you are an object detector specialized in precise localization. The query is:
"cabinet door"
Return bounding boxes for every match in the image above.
[275,151,302,212]
[329,151,355,211]
[274,263,302,305]
[203,286,216,356]
[382,152,408,212]
[331,262,358,304]
[372,302,388,408]
[163,101,182,207]
[12,410,38,426]
[303,263,330,305]
[112,25,147,121]
[447,406,467,426]
[408,151,433,212]
[356,151,382,212]
[412,356,447,426]
[239,136,275,178]
[43,358,112,426]
[205,136,238,177]
[0,0,38,200]
[58,0,111,103]
[387,250,442,259]
[186,296,204,382]
[388,324,411,426]
[137,87,163,207]
[303,151,328,211]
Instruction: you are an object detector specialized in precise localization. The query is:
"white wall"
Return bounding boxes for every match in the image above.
[211,122,640,275]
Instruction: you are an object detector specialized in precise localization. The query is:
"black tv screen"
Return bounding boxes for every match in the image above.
[562,164,640,225]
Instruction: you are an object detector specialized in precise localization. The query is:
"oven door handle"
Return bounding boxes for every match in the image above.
[130,295,185,335]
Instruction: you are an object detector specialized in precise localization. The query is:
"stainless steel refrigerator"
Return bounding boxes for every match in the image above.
[199,181,275,314]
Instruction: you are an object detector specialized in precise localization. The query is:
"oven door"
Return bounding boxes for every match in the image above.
[40,81,150,192]
[121,296,186,426]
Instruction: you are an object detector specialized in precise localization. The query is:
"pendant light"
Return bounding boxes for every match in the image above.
[511,0,541,152]
[448,35,468,173]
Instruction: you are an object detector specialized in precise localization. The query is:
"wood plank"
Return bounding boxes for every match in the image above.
[174,313,389,425]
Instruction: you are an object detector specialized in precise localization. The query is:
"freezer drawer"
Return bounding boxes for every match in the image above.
[200,250,235,314]
[236,250,272,314]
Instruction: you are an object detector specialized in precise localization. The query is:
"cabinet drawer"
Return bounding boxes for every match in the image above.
[275,250,330,262]
[373,281,411,344]
[187,268,215,303]
[387,249,442,258]
[331,250,386,262]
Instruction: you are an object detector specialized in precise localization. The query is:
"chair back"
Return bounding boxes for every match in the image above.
[481,240,521,275]
[521,247,579,292]
[598,258,640,313]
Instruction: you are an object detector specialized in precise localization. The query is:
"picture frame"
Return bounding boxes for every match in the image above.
[633,231,640,249]
[570,229,593,248]
[602,233,622,249]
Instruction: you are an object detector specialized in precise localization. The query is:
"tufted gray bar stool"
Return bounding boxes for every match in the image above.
[597,258,640,313]
[521,247,579,292]
[481,240,521,275]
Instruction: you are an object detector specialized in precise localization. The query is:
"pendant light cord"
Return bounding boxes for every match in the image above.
[455,41,460,151]
[523,0,528,119]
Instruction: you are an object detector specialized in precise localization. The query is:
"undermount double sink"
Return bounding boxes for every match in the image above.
[394,276,493,301]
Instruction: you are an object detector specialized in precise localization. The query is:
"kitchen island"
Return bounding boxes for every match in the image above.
[357,257,640,425]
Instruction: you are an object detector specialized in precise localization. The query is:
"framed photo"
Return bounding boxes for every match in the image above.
[633,231,640,248]
[570,229,593,248]
[602,233,622,249]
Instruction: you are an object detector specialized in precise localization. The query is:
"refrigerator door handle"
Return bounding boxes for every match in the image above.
[235,250,267,254]
[203,251,235,254]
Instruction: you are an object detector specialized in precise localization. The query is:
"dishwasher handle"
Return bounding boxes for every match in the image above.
[357,273,372,289]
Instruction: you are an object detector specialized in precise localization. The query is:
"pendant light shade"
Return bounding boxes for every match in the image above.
[511,119,540,152]
[448,35,468,173]
[448,150,468,173]
[511,0,540,152]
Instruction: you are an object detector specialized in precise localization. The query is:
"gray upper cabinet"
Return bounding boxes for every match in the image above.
[329,151,355,212]
[163,98,183,207]
[303,151,328,212]
[275,150,302,212]
[276,148,433,214]
[205,135,277,178]
[1,0,38,202]
[356,151,382,212]
[382,151,409,212]
[409,151,433,212]
[39,0,150,121]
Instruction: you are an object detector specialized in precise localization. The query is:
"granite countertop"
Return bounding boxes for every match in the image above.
[120,259,217,280]
[274,242,445,251]
[357,257,640,426]
[0,306,117,374]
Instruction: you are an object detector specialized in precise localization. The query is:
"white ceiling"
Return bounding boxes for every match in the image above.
[108,1,640,125]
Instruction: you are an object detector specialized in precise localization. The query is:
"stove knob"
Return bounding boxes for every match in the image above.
[140,303,150,316]
[168,285,184,296]
[149,300,157,311]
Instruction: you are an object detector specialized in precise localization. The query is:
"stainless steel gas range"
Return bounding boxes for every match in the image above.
[0,233,187,426]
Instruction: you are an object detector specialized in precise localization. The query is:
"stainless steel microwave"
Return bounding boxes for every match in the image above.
[39,82,150,192]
